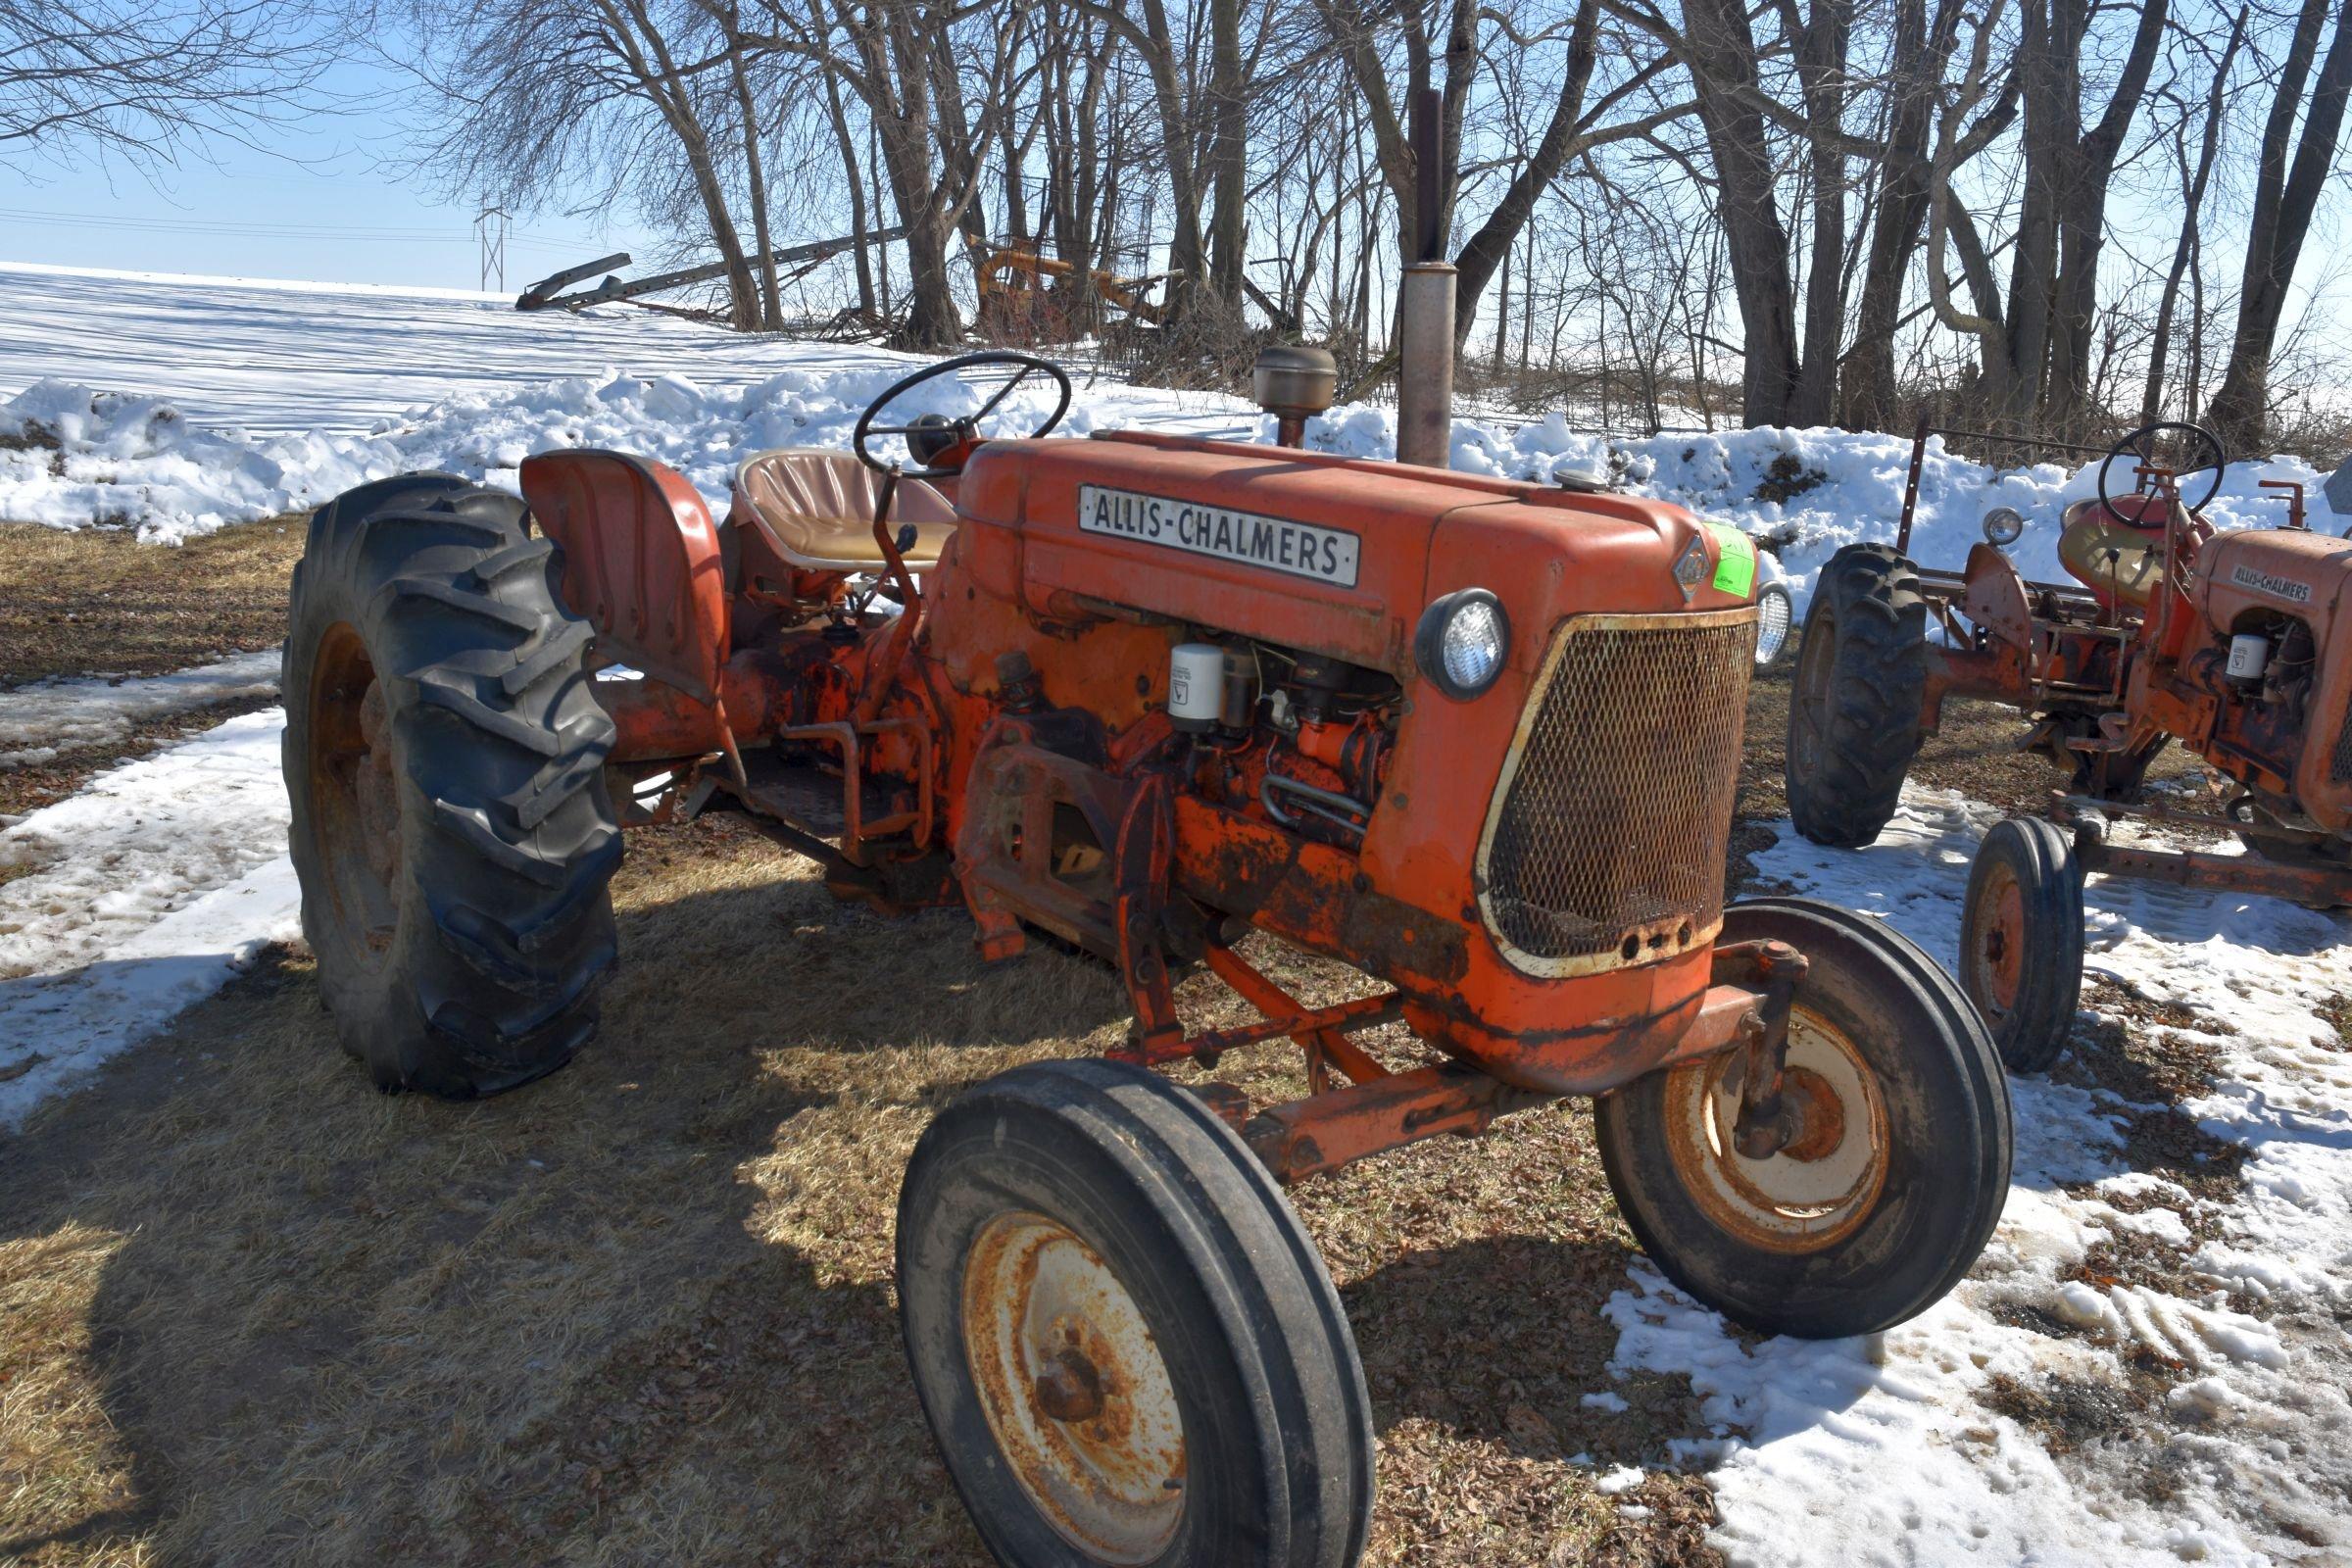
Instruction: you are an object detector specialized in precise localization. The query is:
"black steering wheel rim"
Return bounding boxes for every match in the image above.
[851,350,1074,479]
[2097,420,2225,522]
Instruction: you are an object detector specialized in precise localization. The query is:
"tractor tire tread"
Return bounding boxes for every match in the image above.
[284,474,619,1099]
[1787,544,1930,848]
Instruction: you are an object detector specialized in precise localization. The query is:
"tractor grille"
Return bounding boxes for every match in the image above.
[1477,609,1757,975]
[2332,681,2352,785]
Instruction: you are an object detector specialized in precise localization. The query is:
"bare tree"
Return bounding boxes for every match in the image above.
[2208,0,2352,445]
[0,0,344,171]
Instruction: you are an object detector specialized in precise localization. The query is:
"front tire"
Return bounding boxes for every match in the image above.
[1594,898,2011,1339]
[1959,817,2083,1073]
[897,1058,1373,1568]
[1786,544,1929,847]
[283,473,620,1097]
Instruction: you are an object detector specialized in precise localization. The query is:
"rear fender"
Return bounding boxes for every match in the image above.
[519,450,729,701]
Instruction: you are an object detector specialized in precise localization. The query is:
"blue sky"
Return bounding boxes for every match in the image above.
[0,60,657,295]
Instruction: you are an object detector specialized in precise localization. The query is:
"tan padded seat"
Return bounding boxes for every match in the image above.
[734,448,958,572]
[2056,498,2168,608]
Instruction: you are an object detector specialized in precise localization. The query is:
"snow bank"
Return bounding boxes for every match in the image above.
[0,710,298,1127]
[6,366,2332,598]
[1605,787,2352,1565]
[0,364,1256,543]
[0,647,280,767]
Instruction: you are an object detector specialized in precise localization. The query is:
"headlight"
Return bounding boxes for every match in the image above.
[1982,506,2026,548]
[1415,588,1509,700]
[1753,581,1793,664]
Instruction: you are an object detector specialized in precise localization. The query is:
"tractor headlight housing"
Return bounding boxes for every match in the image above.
[1982,506,2026,548]
[1753,581,1793,664]
[1415,588,1509,700]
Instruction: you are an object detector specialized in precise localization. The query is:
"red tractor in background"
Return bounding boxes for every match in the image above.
[1788,419,2348,1074]
[284,347,2011,1567]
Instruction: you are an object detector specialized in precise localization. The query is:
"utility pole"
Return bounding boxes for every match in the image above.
[475,206,510,293]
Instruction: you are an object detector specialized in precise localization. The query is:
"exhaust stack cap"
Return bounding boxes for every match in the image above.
[1252,344,1339,420]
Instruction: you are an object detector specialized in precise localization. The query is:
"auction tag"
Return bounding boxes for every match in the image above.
[1704,522,1758,598]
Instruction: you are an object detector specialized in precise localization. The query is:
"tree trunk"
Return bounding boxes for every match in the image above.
[722,20,782,329]
[1680,0,1800,423]
[2209,0,2352,447]
[1205,0,1247,303]
[2142,6,2245,422]
[1790,0,1852,425]
[1837,0,1952,429]
[2040,0,2168,430]
[600,0,760,329]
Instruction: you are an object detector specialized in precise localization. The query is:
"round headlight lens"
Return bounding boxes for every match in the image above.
[1982,506,2026,547]
[1753,582,1793,664]
[1415,588,1509,699]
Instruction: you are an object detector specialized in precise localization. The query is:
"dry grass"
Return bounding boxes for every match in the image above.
[0,814,1722,1567]
[0,514,302,817]
[0,516,303,689]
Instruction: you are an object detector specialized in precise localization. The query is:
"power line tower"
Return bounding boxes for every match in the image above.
[475,206,510,293]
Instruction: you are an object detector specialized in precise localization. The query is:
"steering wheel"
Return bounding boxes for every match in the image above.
[2098,421,2225,522]
[852,350,1073,480]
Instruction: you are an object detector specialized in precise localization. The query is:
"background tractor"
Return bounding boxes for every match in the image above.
[1787,418,2349,1073]
[283,342,2011,1567]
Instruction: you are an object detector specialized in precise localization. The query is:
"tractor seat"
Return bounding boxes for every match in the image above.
[732,448,958,572]
[2056,497,2169,608]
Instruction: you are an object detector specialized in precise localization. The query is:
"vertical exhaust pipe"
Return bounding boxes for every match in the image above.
[1395,86,1456,469]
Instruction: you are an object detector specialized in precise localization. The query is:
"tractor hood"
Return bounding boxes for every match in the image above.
[2199,527,2352,644]
[953,432,1753,680]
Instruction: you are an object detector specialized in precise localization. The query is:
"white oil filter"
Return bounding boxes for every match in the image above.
[2227,634,2270,681]
[1169,643,1226,730]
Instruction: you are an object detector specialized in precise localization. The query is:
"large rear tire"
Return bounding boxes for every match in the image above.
[1958,817,2083,1073]
[1786,544,1929,848]
[283,473,620,1097]
[1594,898,2011,1339]
[898,1058,1374,1568]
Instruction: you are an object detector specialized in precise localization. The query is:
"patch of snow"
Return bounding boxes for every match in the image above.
[0,647,281,766]
[0,710,298,1127]
[1594,1464,1645,1495]
[1604,786,2352,1565]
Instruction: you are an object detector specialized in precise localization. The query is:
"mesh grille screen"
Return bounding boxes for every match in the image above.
[2332,682,2352,784]
[1481,611,1756,969]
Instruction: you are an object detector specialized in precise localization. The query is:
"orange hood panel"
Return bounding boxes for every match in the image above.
[954,432,1750,679]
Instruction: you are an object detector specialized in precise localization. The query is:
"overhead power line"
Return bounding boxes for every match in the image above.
[0,206,587,254]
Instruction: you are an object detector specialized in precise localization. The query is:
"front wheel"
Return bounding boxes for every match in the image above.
[898,1058,1373,1568]
[1595,898,2011,1339]
[1959,817,2083,1072]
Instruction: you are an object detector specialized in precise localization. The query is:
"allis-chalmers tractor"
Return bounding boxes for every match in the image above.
[1788,419,2349,1075]
[284,348,2011,1567]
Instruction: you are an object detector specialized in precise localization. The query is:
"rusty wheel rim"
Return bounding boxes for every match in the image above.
[1661,1009,1890,1255]
[306,622,402,971]
[960,1210,1186,1562]
[1967,864,2027,1017]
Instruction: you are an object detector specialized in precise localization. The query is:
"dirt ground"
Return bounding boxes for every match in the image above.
[0,518,306,818]
[0,518,2256,1566]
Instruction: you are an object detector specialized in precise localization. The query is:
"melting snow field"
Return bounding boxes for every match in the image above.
[2,262,2340,589]
[0,647,281,767]
[0,262,2348,1559]
[0,709,298,1127]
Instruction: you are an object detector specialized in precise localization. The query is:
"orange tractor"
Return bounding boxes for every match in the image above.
[284,348,2010,1566]
[1787,420,2347,1075]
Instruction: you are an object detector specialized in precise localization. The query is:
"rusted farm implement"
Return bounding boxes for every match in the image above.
[1788,419,2351,1074]
[284,339,2012,1564]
